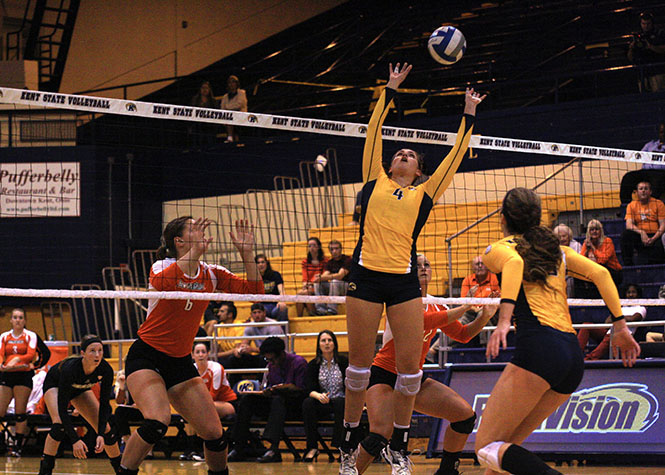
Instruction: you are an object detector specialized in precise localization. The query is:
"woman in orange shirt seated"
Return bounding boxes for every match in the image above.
[296,237,328,316]
[577,219,623,299]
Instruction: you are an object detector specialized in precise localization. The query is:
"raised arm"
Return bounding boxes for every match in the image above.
[424,88,485,201]
[362,63,412,182]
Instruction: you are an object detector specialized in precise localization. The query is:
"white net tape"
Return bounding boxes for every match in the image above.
[0,286,661,308]
[0,87,662,165]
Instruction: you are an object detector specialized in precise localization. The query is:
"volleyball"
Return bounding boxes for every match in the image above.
[315,154,328,172]
[428,26,466,65]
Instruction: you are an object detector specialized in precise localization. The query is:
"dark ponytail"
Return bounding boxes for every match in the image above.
[155,216,192,261]
[502,188,560,290]
[515,226,561,290]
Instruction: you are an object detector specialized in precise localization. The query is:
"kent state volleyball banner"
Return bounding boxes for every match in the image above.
[432,362,664,454]
[0,162,80,217]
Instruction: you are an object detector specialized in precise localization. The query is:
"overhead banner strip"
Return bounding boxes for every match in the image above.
[0,87,660,166]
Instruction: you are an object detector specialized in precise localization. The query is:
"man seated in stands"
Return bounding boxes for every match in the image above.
[620,180,665,265]
[454,256,500,347]
[228,337,307,463]
[315,240,352,315]
[219,302,271,387]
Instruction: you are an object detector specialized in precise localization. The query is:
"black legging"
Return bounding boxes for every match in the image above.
[231,393,304,449]
[301,396,345,449]
[620,229,665,266]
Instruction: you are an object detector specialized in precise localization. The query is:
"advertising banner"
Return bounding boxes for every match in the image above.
[0,162,80,217]
[432,362,664,454]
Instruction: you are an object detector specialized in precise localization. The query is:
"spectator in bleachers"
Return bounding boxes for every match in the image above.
[581,219,622,288]
[220,303,273,387]
[302,330,347,461]
[255,254,289,321]
[189,81,220,147]
[554,224,581,297]
[455,256,500,346]
[553,224,581,253]
[620,180,665,265]
[228,337,306,463]
[220,75,248,143]
[642,121,665,169]
[578,305,646,360]
[191,80,219,109]
[627,12,665,93]
[296,237,328,317]
[315,240,352,316]
[0,307,39,456]
[213,302,245,356]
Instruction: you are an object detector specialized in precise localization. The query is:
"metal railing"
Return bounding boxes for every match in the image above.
[54,319,664,375]
[445,156,582,297]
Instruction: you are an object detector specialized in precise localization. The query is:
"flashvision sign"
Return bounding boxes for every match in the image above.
[472,383,659,434]
[433,364,665,454]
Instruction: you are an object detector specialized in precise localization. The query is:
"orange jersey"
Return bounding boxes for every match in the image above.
[372,303,471,374]
[0,329,37,368]
[138,258,264,357]
[199,360,237,402]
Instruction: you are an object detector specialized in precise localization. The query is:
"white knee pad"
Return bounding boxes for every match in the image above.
[394,370,423,396]
[345,365,371,392]
[477,441,507,473]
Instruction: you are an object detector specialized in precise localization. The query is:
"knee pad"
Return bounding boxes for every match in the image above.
[450,413,476,435]
[136,419,168,445]
[395,370,423,396]
[345,365,371,392]
[103,425,119,445]
[49,423,66,442]
[359,432,388,458]
[203,434,228,452]
[477,441,506,473]
[15,413,27,422]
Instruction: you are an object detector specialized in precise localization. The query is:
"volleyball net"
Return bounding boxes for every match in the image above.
[0,86,663,344]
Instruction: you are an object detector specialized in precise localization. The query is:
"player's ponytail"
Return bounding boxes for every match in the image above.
[155,216,193,261]
[515,227,561,290]
[502,188,560,290]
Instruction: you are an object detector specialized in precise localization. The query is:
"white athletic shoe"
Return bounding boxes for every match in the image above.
[339,448,359,475]
[381,446,414,475]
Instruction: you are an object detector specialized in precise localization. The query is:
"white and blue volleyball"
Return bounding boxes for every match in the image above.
[428,26,466,65]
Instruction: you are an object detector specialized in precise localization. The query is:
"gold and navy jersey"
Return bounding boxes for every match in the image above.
[353,88,475,274]
[482,236,623,333]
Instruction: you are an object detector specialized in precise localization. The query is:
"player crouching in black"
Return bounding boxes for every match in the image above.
[39,335,121,475]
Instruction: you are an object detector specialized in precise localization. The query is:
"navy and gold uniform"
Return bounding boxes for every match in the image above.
[353,88,475,276]
[348,87,474,306]
[483,236,623,393]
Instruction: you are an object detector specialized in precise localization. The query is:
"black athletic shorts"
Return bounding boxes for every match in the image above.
[125,338,199,389]
[346,263,421,307]
[0,370,34,389]
[511,325,584,394]
[367,365,428,390]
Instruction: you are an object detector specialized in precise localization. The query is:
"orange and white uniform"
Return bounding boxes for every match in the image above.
[138,258,264,358]
[0,329,37,369]
[199,360,237,402]
[373,303,472,374]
